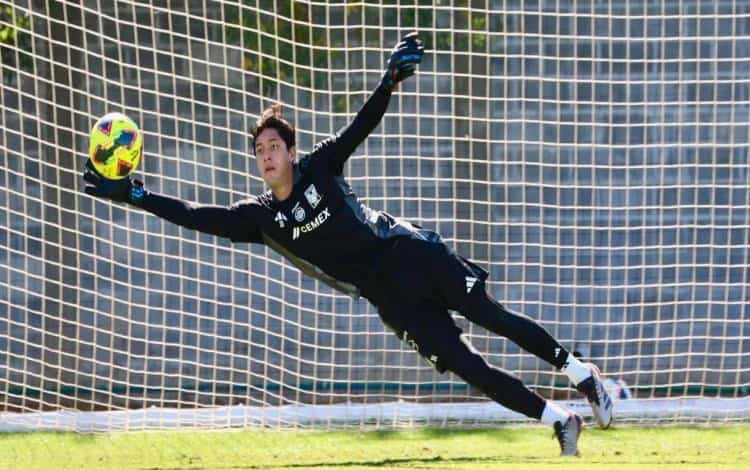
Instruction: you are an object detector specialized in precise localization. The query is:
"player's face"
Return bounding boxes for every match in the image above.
[254,128,296,189]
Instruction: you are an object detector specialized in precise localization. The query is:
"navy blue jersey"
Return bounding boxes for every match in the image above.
[140,85,442,299]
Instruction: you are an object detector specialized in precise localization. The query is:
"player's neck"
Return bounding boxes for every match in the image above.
[270,178,294,201]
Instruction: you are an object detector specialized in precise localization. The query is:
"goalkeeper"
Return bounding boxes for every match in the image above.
[83,32,612,456]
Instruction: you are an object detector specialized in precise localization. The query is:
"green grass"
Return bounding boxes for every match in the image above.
[1,425,748,469]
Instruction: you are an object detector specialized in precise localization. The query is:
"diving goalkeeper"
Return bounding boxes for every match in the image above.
[83,32,612,456]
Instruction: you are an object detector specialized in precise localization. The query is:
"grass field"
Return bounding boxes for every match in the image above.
[1,425,748,469]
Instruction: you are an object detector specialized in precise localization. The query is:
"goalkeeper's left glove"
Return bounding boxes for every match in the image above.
[381,32,425,91]
[83,160,146,206]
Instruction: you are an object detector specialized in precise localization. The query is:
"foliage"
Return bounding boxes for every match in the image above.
[223,1,496,111]
[0,6,32,84]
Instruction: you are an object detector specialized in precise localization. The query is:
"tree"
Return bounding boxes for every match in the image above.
[0,6,32,84]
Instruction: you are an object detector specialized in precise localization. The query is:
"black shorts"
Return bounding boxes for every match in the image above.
[372,237,489,372]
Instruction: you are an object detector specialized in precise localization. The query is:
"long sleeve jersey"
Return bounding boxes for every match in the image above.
[139,85,441,300]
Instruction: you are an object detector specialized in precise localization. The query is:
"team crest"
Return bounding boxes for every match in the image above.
[293,202,306,222]
[275,211,288,228]
[304,184,322,208]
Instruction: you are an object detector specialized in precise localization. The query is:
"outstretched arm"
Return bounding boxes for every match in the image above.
[315,85,392,175]
[140,193,252,241]
[83,161,262,242]
[311,32,424,175]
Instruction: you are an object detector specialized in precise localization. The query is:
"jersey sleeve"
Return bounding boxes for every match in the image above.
[303,84,392,175]
[140,192,264,244]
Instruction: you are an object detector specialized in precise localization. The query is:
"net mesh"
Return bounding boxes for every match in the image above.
[0,0,748,430]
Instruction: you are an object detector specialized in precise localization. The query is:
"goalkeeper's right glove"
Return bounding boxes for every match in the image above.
[381,32,425,91]
[83,160,146,206]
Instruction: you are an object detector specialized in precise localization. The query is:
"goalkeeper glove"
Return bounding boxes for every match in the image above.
[83,160,146,206]
[381,32,425,91]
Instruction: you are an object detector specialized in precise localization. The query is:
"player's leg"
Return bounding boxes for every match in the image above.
[444,335,585,456]
[402,238,613,429]
[378,302,583,456]
[392,238,570,370]
[459,288,613,429]
[461,289,570,369]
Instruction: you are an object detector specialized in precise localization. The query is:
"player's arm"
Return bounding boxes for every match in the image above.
[312,32,424,175]
[140,193,251,240]
[83,161,260,242]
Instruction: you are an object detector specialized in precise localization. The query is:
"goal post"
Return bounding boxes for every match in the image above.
[1,0,748,431]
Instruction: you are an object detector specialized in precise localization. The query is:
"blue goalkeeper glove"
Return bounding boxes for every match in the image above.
[381,32,424,91]
[83,160,146,206]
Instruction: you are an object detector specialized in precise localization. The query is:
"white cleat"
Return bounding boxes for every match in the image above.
[554,412,584,457]
[576,363,614,429]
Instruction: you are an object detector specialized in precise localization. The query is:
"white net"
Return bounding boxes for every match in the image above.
[0,0,749,431]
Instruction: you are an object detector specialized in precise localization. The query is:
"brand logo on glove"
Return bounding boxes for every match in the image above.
[129,184,145,202]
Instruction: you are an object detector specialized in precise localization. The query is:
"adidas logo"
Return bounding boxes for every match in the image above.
[465,276,477,293]
[275,211,287,228]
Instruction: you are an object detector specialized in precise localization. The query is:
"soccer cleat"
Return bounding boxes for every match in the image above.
[576,363,614,429]
[553,413,584,457]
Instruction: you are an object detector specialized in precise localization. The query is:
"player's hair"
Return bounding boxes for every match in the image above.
[252,103,295,153]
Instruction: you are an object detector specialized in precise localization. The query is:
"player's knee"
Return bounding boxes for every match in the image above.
[441,335,492,382]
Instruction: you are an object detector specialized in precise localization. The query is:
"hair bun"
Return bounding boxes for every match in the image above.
[262,103,283,121]
[252,103,296,151]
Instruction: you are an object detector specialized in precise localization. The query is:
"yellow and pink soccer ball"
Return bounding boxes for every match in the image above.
[88,112,143,180]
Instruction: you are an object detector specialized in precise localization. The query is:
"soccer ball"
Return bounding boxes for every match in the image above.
[88,112,143,180]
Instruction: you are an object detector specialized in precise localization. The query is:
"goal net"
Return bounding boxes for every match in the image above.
[1,0,748,431]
